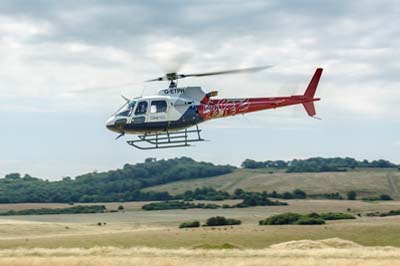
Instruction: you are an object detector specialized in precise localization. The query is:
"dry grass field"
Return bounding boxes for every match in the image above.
[143,168,400,199]
[1,199,400,265]
[0,200,400,249]
[0,239,400,266]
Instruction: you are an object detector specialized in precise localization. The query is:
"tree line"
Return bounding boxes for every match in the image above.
[0,205,107,216]
[1,156,397,204]
[241,157,398,172]
[0,157,234,203]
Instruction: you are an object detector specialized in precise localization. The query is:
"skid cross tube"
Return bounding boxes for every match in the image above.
[127,125,205,150]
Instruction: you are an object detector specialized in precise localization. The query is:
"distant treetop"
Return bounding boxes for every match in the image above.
[0,157,235,204]
[241,157,398,172]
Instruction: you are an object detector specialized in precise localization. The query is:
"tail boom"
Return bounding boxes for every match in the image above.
[198,68,323,120]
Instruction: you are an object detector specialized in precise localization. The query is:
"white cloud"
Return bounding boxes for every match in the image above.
[394,141,400,146]
[0,1,399,178]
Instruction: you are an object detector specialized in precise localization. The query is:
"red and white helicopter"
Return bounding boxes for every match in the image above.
[106,66,323,149]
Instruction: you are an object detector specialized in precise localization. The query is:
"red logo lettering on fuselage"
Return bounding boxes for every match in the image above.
[199,99,249,120]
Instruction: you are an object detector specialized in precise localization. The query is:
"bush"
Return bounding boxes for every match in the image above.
[379,194,393,201]
[307,212,320,218]
[237,194,287,207]
[142,201,192,211]
[366,210,400,217]
[205,216,241,226]
[259,212,355,225]
[292,189,307,199]
[316,212,355,220]
[142,201,223,211]
[347,191,357,200]
[259,213,303,225]
[295,217,325,225]
[179,220,200,228]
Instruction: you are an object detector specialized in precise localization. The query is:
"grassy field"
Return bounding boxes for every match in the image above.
[1,242,400,266]
[1,243,400,266]
[0,200,400,249]
[142,168,400,199]
[1,199,400,265]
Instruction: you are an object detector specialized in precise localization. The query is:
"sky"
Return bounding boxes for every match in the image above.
[1,0,399,180]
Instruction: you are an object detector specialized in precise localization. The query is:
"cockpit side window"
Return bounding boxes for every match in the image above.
[128,101,136,116]
[150,100,167,113]
[135,101,148,115]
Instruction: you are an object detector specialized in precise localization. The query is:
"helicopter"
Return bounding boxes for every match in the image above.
[106,66,323,149]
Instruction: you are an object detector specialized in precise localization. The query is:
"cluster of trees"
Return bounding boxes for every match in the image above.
[177,187,231,201]
[142,201,220,211]
[175,187,301,202]
[240,159,288,169]
[310,212,355,220]
[0,157,234,203]
[233,188,311,200]
[205,216,241,226]
[142,195,287,211]
[0,205,106,216]
[179,220,201,228]
[365,210,400,217]
[308,192,343,200]
[180,212,357,228]
[361,194,393,201]
[241,157,398,172]
[179,216,241,228]
[234,192,288,207]
[259,212,355,225]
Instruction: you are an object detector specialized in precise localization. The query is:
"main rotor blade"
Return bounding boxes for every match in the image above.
[145,77,166,82]
[145,65,273,82]
[181,65,273,78]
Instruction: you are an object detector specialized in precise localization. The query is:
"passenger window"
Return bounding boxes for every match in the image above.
[135,101,148,115]
[150,100,167,113]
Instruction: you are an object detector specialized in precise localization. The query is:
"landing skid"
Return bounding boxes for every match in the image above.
[127,125,205,150]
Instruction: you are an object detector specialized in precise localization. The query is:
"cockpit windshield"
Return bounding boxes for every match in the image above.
[114,100,136,117]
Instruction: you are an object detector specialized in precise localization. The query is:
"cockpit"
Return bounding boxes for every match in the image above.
[106,96,170,133]
[114,100,137,117]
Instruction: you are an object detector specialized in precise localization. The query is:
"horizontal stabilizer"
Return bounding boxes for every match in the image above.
[303,101,316,116]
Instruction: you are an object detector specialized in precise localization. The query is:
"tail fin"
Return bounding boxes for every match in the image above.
[303,101,317,116]
[302,68,323,117]
[304,68,323,98]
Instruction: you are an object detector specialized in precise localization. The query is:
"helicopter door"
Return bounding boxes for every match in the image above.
[148,100,168,122]
[132,100,148,124]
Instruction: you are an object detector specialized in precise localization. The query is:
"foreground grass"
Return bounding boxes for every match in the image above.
[1,218,400,249]
[0,240,400,266]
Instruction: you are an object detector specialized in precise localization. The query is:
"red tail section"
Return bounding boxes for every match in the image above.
[198,68,323,120]
[304,68,323,99]
[302,68,323,117]
[303,101,317,116]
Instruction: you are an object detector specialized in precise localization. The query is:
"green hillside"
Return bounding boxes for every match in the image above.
[0,157,234,203]
[143,168,400,199]
[1,157,399,203]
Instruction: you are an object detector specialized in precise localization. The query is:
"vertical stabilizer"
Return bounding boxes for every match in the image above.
[304,68,323,99]
[302,68,323,117]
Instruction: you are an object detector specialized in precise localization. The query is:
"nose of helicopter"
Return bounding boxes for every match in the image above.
[106,116,117,132]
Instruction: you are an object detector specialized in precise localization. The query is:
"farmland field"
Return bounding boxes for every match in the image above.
[1,199,400,265]
[1,243,400,266]
[1,200,400,249]
[142,168,400,199]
